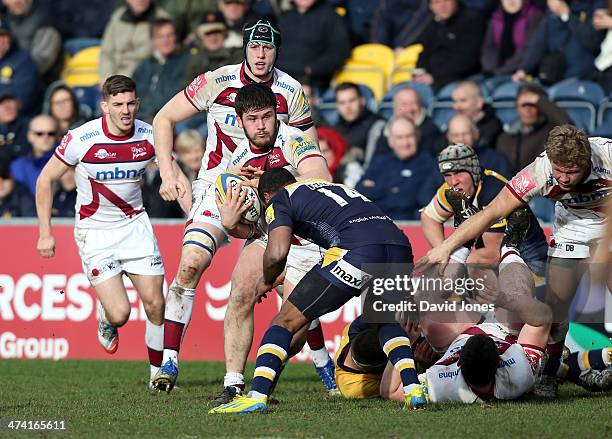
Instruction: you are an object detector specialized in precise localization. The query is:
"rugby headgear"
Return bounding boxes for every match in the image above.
[243,20,281,73]
[437,143,481,187]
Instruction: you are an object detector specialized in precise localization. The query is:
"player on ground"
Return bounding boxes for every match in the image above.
[35,75,190,388]
[417,125,612,396]
[150,23,335,395]
[203,83,334,404]
[210,168,428,414]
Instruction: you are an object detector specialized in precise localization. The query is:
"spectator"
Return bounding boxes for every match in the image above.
[334,82,385,168]
[218,0,262,49]
[2,0,62,75]
[481,0,543,75]
[446,114,513,178]
[132,18,190,122]
[0,159,35,217]
[326,0,380,46]
[413,0,485,89]
[496,83,571,172]
[157,0,217,41]
[175,129,205,182]
[276,0,351,91]
[99,0,170,81]
[370,0,432,51]
[0,18,40,115]
[55,0,115,39]
[43,82,88,136]
[356,116,438,220]
[451,80,503,147]
[512,0,606,85]
[316,126,348,183]
[51,166,76,217]
[589,6,612,93]
[0,93,29,166]
[376,86,445,157]
[184,10,242,82]
[300,77,327,127]
[10,114,57,195]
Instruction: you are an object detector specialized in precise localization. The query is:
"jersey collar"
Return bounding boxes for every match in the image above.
[102,116,135,141]
[240,61,275,87]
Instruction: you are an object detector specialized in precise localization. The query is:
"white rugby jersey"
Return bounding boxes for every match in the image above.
[507,137,612,239]
[183,62,313,185]
[54,117,155,229]
[424,323,542,403]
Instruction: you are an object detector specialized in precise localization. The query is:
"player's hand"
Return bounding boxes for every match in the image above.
[159,175,186,201]
[238,165,264,180]
[37,234,56,258]
[415,245,451,275]
[215,183,253,230]
[414,340,439,368]
[396,310,421,343]
[255,277,274,303]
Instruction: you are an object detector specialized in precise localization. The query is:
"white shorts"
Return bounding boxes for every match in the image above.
[74,213,165,286]
[187,180,228,239]
[252,235,322,286]
[548,217,604,259]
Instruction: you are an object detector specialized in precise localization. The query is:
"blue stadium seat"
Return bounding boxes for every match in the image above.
[72,86,101,118]
[597,99,612,133]
[491,80,520,129]
[428,82,457,131]
[317,84,376,126]
[377,82,434,120]
[63,38,102,56]
[548,79,605,132]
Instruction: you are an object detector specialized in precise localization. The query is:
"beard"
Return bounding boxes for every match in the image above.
[246,123,278,150]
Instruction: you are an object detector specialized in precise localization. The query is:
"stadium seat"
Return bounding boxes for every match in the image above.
[73,86,101,118]
[350,44,395,85]
[390,44,423,85]
[491,80,521,129]
[63,38,102,57]
[333,61,386,100]
[429,82,458,131]
[597,99,612,132]
[317,84,377,126]
[548,79,605,132]
[377,81,433,120]
[62,46,101,87]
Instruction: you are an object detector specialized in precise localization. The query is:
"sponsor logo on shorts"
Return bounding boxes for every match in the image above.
[510,170,536,198]
[79,130,100,142]
[150,255,163,267]
[329,259,371,288]
[91,261,119,278]
[93,148,117,160]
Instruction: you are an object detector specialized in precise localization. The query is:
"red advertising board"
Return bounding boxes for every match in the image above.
[0,223,545,362]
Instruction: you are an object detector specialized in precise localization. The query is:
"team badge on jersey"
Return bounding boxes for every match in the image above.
[265,204,275,224]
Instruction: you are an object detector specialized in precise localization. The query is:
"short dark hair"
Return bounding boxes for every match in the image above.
[49,85,79,119]
[352,328,387,372]
[459,334,499,388]
[258,167,296,201]
[517,83,546,99]
[151,18,176,37]
[335,82,362,98]
[101,75,137,101]
[235,83,277,118]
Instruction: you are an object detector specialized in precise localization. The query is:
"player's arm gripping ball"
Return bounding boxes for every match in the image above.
[215,182,256,239]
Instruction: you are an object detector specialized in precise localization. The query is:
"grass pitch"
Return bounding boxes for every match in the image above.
[1,360,610,438]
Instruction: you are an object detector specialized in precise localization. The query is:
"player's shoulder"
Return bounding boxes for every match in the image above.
[66,118,104,145]
[272,68,303,95]
[207,63,242,83]
[283,124,317,151]
[133,119,153,136]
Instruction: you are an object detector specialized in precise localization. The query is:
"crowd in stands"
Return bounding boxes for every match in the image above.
[1,0,611,222]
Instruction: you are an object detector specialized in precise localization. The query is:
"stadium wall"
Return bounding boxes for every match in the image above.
[0,221,609,361]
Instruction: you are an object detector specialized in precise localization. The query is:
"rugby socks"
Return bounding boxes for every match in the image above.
[224,373,245,392]
[378,323,419,394]
[307,319,331,368]
[545,348,612,382]
[450,247,470,264]
[249,325,291,399]
[162,279,195,366]
[145,319,164,379]
[499,246,524,269]
[543,341,566,379]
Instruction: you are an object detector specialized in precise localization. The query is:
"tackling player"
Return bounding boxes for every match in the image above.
[35,75,190,388]
[417,125,612,396]
[150,20,328,397]
[210,168,427,414]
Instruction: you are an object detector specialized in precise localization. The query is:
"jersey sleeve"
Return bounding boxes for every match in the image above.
[478,172,508,233]
[285,133,323,169]
[265,189,294,231]
[506,155,550,203]
[435,182,453,214]
[287,86,314,131]
[183,71,213,111]
[54,131,79,166]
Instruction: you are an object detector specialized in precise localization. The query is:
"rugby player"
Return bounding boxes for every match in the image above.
[35,75,190,388]
[150,20,336,397]
[210,168,428,414]
[417,125,612,395]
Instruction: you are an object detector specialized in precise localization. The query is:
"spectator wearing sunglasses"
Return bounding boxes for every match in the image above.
[496,83,571,173]
[10,114,58,196]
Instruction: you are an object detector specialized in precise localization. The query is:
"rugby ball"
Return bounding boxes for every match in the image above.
[215,172,262,224]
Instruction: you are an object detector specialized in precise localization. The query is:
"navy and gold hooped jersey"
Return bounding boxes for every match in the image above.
[265,180,410,249]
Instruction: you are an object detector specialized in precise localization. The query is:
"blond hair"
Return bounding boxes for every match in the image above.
[175,129,204,154]
[545,124,591,168]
